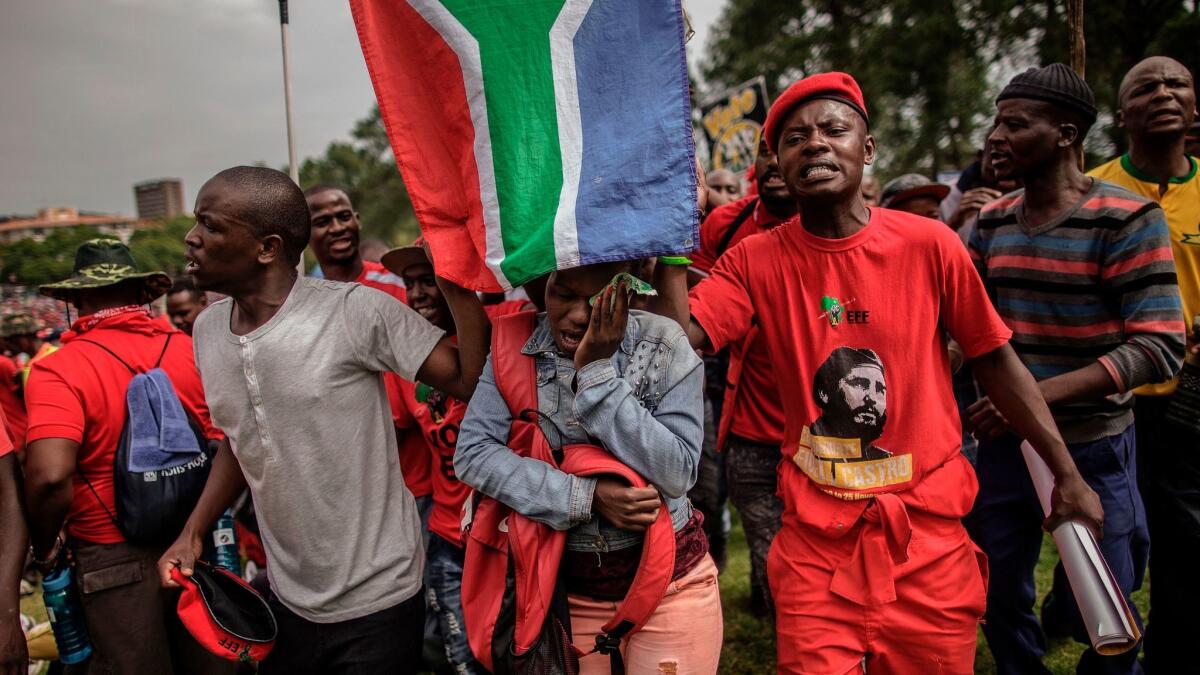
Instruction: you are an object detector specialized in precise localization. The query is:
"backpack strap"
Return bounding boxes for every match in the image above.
[77,471,121,531]
[72,333,176,532]
[77,332,173,374]
[490,310,541,446]
[153,333,174,369]
[76,339,136,375]
[714,197,759,258]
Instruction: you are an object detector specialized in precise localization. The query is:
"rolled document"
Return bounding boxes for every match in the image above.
[1019,441,1141,655]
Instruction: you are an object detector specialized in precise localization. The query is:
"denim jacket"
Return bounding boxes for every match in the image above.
[456,310,703,553]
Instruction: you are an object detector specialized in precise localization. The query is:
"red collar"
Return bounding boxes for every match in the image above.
[63,306,162,341]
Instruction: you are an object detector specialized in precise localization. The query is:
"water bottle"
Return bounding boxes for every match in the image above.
[207,509,242,576]
[41,567,93,665]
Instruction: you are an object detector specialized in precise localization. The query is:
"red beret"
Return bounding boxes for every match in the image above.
[762,72,868,153]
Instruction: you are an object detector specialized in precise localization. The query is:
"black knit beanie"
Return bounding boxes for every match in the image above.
[997,63,1097,124]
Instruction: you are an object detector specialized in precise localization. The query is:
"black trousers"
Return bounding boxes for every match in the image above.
[1134,395,1200,674]
[261,590,425,675]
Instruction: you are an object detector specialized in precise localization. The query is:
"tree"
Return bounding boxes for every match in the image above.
[1031,0,1200,154]
[0,226,103,286]
[128,216,194,278]
[297,105,419,248]
[702,0,1200,180]
[0,218,194,287]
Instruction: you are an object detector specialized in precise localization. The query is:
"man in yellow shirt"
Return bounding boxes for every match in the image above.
[1089,56,1199,671]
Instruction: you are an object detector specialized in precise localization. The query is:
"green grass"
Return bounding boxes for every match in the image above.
[717,510,1148,673]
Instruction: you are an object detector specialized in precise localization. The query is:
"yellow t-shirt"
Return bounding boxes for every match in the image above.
[20,342,57,388]
[1089,154,1199,396]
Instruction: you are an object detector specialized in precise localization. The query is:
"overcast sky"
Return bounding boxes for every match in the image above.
[0,0,727,217]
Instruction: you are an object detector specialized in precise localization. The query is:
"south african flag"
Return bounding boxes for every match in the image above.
[351,0,698,291]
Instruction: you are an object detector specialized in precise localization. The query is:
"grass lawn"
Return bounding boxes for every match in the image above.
[718,510,1147,673]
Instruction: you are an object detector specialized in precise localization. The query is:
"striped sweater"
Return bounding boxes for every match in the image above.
[970,179,1185,443]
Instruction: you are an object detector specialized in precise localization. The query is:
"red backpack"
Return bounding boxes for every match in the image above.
[461,311,677,675]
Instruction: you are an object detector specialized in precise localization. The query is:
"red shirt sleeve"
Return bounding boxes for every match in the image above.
[0,406,13,457]
[24,362,85,444]
[691,211,723,273]
[937,229,1012,358]
[689,241,757,353]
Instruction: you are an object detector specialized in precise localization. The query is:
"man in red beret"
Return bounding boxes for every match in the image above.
[659,71,1104,673]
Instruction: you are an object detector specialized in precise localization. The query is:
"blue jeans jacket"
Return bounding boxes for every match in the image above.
[456,310,703,553]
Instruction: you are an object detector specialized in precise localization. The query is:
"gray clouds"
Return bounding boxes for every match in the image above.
[1,0,724,216]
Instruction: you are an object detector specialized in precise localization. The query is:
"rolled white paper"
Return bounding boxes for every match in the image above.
[1019,441,1140,655]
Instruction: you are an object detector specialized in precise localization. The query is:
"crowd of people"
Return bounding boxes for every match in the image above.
[0,55,1196,675]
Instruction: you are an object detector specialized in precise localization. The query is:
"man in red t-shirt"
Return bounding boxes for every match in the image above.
[0,351,26,456]
[692,137,797,275]
[380,242,526,674]
[672,72,1104,673]
[304,184,434,512]
[304,183,407,302]
[0,407,26,674]
[23,239,233,675]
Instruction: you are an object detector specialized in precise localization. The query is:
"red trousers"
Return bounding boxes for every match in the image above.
[768,502,987,674]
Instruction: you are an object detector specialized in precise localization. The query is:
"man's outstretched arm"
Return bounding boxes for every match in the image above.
[416,277,490,402]
[971,344,1105,536]
[651,260,713,352]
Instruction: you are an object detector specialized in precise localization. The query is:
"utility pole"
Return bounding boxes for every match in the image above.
[1068,0,1086,169]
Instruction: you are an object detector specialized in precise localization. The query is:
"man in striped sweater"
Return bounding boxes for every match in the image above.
[967,64,1185,675]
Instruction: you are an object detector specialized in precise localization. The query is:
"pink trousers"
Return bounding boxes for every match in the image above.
[569,554,723,675]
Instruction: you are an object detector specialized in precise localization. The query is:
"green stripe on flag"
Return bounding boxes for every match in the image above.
[442,1,567,284]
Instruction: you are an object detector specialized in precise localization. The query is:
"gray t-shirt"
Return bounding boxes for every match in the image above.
[193,276,444,623]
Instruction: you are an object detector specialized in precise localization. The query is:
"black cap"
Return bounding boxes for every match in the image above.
[997,63,1097,124]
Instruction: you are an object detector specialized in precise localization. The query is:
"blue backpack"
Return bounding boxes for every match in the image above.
[78,334,213,543]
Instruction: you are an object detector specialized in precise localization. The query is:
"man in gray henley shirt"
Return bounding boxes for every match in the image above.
[157,167,489,674]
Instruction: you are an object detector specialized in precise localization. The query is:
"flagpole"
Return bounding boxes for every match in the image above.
[278,0,305,274]
[279,0,298,184]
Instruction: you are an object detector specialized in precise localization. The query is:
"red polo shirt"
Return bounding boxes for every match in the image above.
[25,311,220,545]
[0,357,27,451]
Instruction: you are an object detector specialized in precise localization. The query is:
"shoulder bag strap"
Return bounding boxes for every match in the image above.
[714,197,759,259]
[489,310,540,435]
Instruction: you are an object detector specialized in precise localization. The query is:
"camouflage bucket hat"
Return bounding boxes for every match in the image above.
[0,313,40,339]
[39,238,172,303]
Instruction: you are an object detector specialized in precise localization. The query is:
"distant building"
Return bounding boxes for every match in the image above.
[0,207,149,245]
[134,178,185,219]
